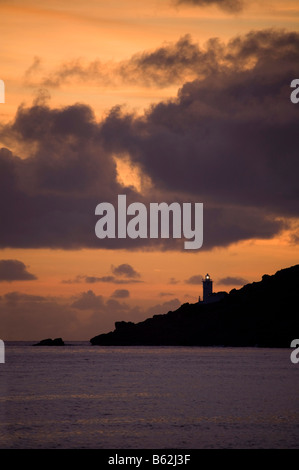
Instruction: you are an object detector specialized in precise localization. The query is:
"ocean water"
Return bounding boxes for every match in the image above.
[0,342,298,449]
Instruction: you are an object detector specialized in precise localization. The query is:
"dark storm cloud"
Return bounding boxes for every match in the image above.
[0,259,37,282]
[111,264,140,278]
[0,104,147,250]
[185,275,203,285]
[175,0,244,13]
[218,276,248,286]
[1,29,298,251]
[111,289,130,299]
[117,35,220,88]
[101,29,299,219]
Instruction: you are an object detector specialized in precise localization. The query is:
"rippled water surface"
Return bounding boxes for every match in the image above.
[0,343,298,448]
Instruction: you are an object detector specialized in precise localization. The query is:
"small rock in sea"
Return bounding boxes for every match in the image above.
[33,338,65,346]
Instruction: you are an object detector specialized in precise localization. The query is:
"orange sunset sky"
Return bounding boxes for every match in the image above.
[1,0,299,340]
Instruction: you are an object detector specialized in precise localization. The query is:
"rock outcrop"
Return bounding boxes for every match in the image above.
[33,337,65,346]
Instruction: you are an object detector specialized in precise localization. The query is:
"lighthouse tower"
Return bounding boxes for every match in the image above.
[202,273,213,302]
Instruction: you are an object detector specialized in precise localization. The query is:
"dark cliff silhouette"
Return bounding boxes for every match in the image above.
[90,264,299,347]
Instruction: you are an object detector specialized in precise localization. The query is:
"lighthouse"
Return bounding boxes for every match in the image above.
[202,273,213,302]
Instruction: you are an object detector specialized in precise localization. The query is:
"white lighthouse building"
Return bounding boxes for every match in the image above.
[202,273,213,302]
[198,273,227,304]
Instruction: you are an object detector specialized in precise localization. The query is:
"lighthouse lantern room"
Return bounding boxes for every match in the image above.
[202,273,213,302]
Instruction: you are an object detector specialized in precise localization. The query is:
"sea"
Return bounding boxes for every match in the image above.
[0,342,299,450]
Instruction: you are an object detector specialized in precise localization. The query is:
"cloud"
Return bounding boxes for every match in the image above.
[106,298,129,310]
[111,289,130,299]
[0,288,182,340]
[70,289,130,310]
[28,36,208,89]
[85,276,113,284]
[70,290,104,310]
[61,265,141,285]
[145,298,181,317]
[24,56,43,81]
[100,29,299,240]
[159,292,175,297]
[175,0,244,13]
[1,29,299,252]
[93,276,142,284]
[62,274,143,284]
[61,275,83,284]
[0,259,37,282]
[185,275,203,285]
[0,104,148,250]
[19,29,299,97]
[111,264,140,278]
[0,294,79,341]
[218,276,248,286]
[3,292,46,302]
[23,33,236,90]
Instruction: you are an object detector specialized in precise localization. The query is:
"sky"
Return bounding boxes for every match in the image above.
[1,0,299,340]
